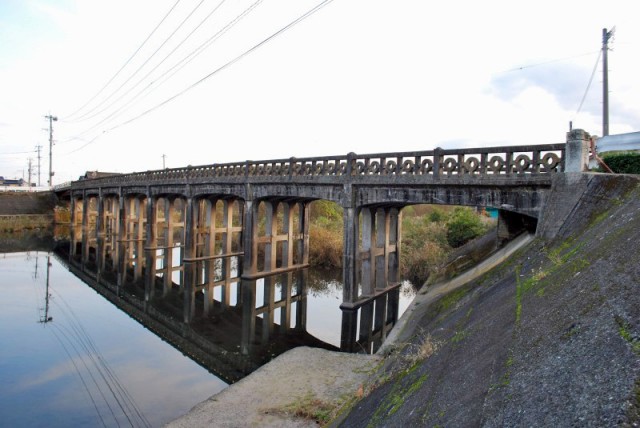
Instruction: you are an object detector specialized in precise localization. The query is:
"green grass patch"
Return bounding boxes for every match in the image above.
[616,317,640,355]
[369,373,429,426]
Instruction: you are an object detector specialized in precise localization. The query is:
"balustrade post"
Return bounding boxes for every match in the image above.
[565,129,590,172]
[433,147,443,179]
[347,152,356,176]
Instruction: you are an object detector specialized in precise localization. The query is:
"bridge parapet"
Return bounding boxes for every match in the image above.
[72,143,565,189]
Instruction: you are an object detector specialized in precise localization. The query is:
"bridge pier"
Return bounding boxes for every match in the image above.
[340,204,402,351]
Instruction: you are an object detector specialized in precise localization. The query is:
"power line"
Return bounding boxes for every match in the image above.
[109,0,334,133]
[500,50,600,73]
[64,0,183,121]
[64,0,264,141]
[59,0,329,156]
[73,0,229,125]
[575,48,602,116]
[69,0,208,123]
[0,149,37,155]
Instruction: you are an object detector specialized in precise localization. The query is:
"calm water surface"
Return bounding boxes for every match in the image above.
[0,249,414,427]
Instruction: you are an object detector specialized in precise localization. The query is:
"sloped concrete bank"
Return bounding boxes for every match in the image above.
[338,172,640,427]
[168,173,640,427]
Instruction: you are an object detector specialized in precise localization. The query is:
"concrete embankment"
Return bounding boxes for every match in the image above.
[339,172,640,427]
[0,192,58,231]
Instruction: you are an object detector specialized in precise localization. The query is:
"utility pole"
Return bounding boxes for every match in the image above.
[602,27,615,137]
[35,145,42,186]
[38,255,53,324]
[27,158,33,188]
[44,114,58,187]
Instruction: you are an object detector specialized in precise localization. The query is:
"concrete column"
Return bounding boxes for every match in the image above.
[388,208,400,284]
[162,198,174,295]
[341,206,358,305]
[96,191,105,275]
[264,201,277,272]
[282,203,293,269]
[241,200,258,278]
[565,129,590,172]
[301,202,310,265]
[81,194,89,264]
[361,207,375,296]
[69,196,78,259]
[144,195,157,301]
[241,279,256,355]
[375,208,388,291]
[116,194,126,286]
[183,197,195,323]
[133,197,145,281]
[203,199,215,314]
[340,309,358,352]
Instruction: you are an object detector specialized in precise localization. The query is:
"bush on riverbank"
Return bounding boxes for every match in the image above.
[602,152,640,174]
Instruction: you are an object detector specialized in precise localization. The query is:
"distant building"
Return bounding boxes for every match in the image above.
[0,177,28,187]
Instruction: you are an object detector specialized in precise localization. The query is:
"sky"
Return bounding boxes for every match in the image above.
[0,0,639,185]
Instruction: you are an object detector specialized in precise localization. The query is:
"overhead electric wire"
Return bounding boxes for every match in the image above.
[70,0,208,122]
[64,0,183,121]
[76,0,229,125]
[0,149,37,155]
[51,324,122,426]
[109,0,334,133]
[49,327,109,428]
[60,0,311,155]
[500,50,600,73]
[63,0,264,142]
[51,289,151,427]
[575,48,602,116]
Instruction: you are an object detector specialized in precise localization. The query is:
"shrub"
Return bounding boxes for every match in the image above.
[309,225,343,268]
[446,207,487,248]
[602,152,640,174]
[400,239,448,286]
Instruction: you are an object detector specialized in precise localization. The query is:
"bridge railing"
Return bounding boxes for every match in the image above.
[72,144,565,187]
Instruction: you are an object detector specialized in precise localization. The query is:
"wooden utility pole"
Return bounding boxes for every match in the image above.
[44,114,57,187]
[27,158,33,188]
[602,27,615,137]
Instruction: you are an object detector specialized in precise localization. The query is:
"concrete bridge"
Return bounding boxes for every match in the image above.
[59,130,591,350]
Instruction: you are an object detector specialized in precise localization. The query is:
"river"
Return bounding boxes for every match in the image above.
[0,233,414,427]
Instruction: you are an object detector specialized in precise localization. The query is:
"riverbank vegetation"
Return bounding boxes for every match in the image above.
[308,201,494,286]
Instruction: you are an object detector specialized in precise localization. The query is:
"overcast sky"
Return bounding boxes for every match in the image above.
[1,0,638,184]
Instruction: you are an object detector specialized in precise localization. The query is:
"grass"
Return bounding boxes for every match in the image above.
[276,392,337,425]
[616,317,640,355]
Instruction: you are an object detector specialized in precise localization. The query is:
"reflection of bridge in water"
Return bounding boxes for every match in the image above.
[57,137,592,374]
[58,213,400,382]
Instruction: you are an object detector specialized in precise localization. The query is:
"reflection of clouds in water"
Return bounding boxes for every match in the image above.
[14,356,82,392]
[1,252,227,428]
